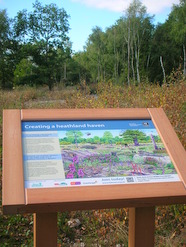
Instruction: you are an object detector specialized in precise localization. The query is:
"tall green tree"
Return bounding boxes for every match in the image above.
[149,22,180,82]
[12,0,70,89]
[168,0,186,75]
[124,0,153,84]
[0,10,13,88]
[28,1,69,47]
[86,26,106,82]
[149,1,185,83]
[28,1,70,89]
[82,0,154,85]
[73,51,92,84]
[13,9,28,43]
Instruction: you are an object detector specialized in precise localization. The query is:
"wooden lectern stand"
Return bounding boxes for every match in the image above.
[2,108,186,246]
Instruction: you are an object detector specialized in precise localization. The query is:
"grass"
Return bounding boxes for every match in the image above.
[0,71,186,246]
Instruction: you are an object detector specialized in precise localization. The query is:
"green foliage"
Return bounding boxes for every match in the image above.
[13,9,28,42]
[0,0,185,88]
[1,0,72,90]
[168,0,186,76]
[0,10,14,89]
[102,131,113,141]
[166,163,175,169]
[13,58,37,86]
[27,1,70,90]
[58,212,75,242]
[168,0,186,45]
[0,214,33,246]
[74,0,185,84]
[75,0,155,84]
[65,131,83,146]
[120,130,147,144]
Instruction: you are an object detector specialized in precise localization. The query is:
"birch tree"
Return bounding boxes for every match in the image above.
[124,0,152,83]
[86,26,105,81]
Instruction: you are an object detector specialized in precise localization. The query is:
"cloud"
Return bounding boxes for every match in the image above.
[71,0,180,14]
[71,0,130,12]
[143,0,179,14]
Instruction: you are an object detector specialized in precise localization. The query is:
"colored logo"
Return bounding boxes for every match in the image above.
[70,181,81,186]
[54,182,60,186]
[31,182,43,188]
[54,182,68,186]
[60,182,68,186]
[143,122,149,126]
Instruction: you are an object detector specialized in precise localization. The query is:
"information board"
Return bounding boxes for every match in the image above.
[22,119,180,189]
[3,108,186,216]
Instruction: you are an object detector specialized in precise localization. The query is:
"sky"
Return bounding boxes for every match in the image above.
[0,0,180,52]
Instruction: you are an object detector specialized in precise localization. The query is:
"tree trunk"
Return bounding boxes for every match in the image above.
[114,27,117,82]
[127,20,131,86]
[64,63,67,80]
[48,79,54,91]
[160,56,166,83]
[116,51,119,83]
[97,50,100,81]
[136,48,140,83]
[146,54,150,69]
[122,43,126,83]
[135,34,140,84]
[1,69,6,89]
[131,44,135,82]
[137,41,140,83]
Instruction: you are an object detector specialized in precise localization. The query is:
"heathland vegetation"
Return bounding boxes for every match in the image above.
[0,0,186,246]
[0,73,185,246]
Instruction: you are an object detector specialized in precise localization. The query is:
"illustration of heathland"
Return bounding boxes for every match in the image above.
[59,129,176,179]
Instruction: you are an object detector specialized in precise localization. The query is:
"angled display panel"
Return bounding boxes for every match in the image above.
[3,108,186,214]
[22,119,180,189]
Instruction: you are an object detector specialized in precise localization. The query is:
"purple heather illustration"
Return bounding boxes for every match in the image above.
[60,128,176,179]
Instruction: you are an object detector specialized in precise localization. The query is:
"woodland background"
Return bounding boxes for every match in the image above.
[0,0,186,90]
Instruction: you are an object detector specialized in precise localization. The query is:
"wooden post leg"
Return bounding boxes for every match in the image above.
[34,212,58,247]
[128,207,155,247]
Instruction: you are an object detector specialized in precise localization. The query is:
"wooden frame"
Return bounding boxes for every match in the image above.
[3,108,186,213]
[3,108,186,215]
[3,108,186,247]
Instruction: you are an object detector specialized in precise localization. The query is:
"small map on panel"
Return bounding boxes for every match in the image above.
[22,120,180,188]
